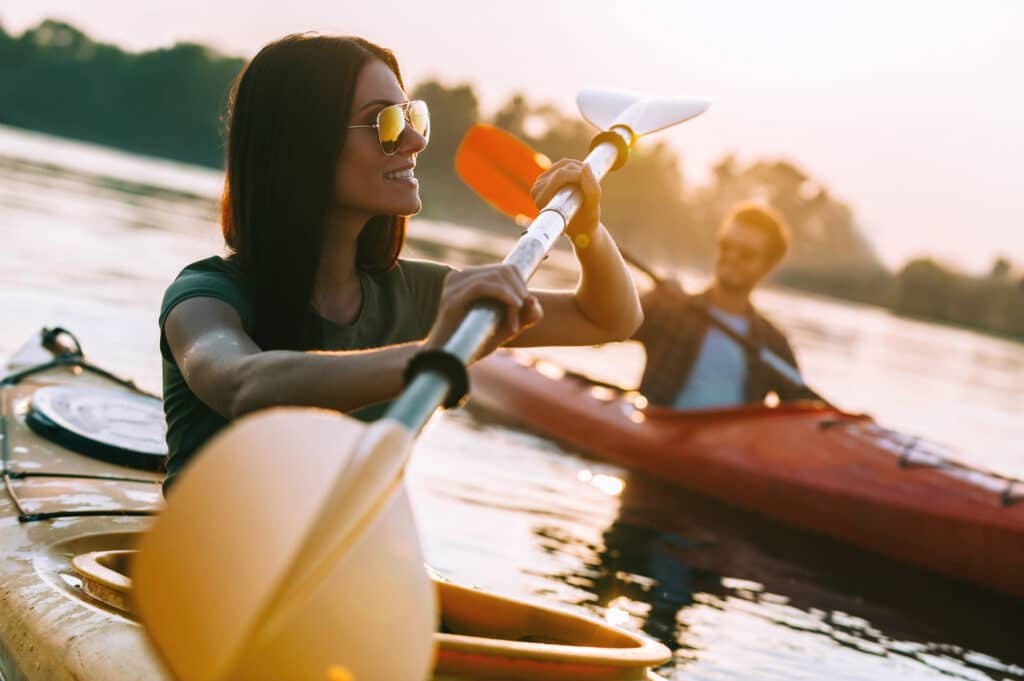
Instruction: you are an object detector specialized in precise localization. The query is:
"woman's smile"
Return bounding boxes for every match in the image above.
[384,164,417,186]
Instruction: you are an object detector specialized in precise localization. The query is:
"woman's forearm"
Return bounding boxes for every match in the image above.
[572,224,643,339]
[229,342,424,418]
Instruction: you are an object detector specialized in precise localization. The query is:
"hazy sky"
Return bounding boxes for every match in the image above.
[4,1,1022,272]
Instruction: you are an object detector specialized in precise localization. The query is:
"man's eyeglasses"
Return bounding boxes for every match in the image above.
[717,238,763,261]
[348,100,430,156]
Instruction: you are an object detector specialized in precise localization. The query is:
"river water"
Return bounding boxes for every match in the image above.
[2,124,1021,680]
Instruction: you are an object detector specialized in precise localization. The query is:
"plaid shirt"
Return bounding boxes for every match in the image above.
[633,281,803,407]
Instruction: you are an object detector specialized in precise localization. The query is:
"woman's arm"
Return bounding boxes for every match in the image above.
[164,297,422,418]
[164,265,543,419]
[510,160,643,347]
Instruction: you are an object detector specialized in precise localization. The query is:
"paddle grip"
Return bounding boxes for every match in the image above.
[403,349,469,408]
[588,127,632,171]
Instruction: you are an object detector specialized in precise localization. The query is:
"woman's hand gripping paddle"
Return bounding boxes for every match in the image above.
[454,121,834,406]
[132,89,710,681]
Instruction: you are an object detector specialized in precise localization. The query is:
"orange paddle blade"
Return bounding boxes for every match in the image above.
[455,124,550,222]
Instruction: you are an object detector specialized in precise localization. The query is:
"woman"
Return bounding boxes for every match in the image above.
[159,33,642,493]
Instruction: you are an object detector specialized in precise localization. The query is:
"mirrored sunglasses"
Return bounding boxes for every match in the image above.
[348,100,430,156]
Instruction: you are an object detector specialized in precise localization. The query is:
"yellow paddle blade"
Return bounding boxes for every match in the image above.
[254,417,418,631]
[455,123,550,222]
[133,408,436,681]
[229,482,436,681]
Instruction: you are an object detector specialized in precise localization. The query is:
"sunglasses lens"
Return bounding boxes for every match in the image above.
[408,100,430,141]
[377,104,405,155]
[719,239,759,260]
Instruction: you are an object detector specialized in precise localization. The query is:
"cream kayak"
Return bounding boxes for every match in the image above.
[0,328,670,681]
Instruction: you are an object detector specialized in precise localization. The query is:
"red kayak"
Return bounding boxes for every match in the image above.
[468,350,1024,599]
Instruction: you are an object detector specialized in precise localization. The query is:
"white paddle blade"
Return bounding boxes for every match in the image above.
[133,408,436,681]
[576,88,710,136]
[576,89,641,131]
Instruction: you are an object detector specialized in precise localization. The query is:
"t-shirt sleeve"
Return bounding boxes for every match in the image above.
[633,288,661,346]
[158,261,251,363]
[397,258,454,336]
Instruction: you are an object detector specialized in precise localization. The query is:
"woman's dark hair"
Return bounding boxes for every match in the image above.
[220,34,406,351]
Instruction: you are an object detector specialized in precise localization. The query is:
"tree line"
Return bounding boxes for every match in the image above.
[3,19,1021,341]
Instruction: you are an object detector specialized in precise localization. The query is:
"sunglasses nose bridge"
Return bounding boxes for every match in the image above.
[718,241,758,260]
[398,102,429,152]
[398,123,429,154]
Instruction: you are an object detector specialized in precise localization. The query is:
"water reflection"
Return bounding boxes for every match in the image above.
[0,154,219,236]
[530,465,1024,680]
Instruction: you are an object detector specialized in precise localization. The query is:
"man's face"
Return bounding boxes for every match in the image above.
[714,221,775,293]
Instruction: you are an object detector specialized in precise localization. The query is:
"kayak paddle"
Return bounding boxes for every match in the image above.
[132,89,710,681]
[454,122,834,406]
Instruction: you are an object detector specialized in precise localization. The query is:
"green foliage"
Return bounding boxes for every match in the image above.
[0,19,243,166]
[892,258,1024,338]
[989,256,1012,280]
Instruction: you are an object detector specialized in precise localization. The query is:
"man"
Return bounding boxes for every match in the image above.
[633,201,805,409]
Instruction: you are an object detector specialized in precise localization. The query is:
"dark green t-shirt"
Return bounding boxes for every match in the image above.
[159,255,452,492]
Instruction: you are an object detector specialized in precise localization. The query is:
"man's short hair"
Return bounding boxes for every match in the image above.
[719,201,790,267]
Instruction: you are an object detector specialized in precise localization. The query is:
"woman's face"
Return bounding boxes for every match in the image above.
[333,59,427,220]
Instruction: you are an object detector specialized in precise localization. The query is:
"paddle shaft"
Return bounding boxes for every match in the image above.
[385,128,632,433]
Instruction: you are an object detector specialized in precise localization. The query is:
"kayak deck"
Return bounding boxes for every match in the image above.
[1,358,166,681]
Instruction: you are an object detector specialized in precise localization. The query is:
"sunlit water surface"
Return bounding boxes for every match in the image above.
[2,124,1022,680]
